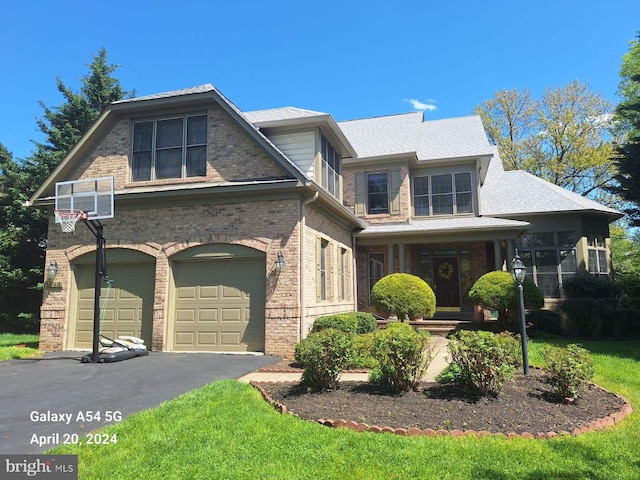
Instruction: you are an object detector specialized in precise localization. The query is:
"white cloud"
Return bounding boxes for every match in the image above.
[403,98,437,112]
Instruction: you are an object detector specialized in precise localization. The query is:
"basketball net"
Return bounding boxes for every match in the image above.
[54,209,87,233]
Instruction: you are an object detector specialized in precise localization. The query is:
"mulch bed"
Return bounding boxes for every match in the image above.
[256,369,632,437]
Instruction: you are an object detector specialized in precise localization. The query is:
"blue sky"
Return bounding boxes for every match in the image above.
[2,0,639,161]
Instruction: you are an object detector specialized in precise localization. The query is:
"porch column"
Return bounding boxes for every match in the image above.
[398,244,406,273]
[506,241,516,271]
[494,240,504,271]
[388,245,395,273]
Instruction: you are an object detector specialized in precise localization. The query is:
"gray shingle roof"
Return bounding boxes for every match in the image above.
[481,161,620,217]
[358,216,529,236]
[338,113,494,160]
[243,107,328,124]
[338,112,424,158]
[112,84,217,104]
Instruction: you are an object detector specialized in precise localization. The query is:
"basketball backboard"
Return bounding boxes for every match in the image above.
[55,176,114,221]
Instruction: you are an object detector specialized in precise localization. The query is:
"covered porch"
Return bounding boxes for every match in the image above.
[354,217,530,322]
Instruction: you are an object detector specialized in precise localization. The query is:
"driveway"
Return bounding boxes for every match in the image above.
[0,351,278,454]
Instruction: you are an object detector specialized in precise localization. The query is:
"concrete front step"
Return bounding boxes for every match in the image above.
[378,319,472,336]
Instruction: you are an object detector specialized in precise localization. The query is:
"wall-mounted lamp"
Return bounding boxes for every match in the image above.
[275,251,286,273]
[47,261,59,282]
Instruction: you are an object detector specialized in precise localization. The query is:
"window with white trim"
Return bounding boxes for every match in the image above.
[367,173,389,214]
[132,114,207,182]
[320,134,341,198]
[587,234,609,277]
[413,172,473,216]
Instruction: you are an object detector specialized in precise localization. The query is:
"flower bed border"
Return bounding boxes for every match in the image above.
[251,381,633,439]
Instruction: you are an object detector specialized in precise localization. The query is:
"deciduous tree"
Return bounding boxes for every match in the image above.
[475,81,617,205]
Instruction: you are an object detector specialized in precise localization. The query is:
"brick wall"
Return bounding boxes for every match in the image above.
[38,102,325,358]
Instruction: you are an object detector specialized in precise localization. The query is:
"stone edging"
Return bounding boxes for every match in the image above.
[250,381,633,439]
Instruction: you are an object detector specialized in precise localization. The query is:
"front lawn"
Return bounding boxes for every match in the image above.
[51,338,640,479]
[0,333,41,360]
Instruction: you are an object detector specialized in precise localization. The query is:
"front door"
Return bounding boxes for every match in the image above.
[433,257,460,311]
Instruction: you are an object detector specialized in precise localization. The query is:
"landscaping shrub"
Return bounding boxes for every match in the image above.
[370,273,436,321]
[369,322,432,392]
[354,312,378,334]
[468,271,544,328]
[447,330,521,397]
[600,309,640,337]
[616,273,640,309]
[527,309,563,335]
[540,343,595,403]
[349,332,378,369]
[294,329,353,391]
[311,314,358,334]
[560,297,604,337]
[311,312,378,335]
[562,275,615,300]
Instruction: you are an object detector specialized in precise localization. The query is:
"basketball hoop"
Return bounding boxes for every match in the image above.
[54,209,87,233]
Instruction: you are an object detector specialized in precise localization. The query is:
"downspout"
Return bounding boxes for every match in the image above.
[299,191,319,341]
[352,230,359,312]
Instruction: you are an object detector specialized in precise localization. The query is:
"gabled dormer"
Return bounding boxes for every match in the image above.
[244,107,357,201]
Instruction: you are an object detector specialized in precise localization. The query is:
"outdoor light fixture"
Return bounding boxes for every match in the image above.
[47,261,59,283]
[275,251,286,273]
[511,249,529,374]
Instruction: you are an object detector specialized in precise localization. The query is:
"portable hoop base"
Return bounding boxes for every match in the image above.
[54,209,87,233]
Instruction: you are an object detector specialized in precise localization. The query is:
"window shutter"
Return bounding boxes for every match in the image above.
[389,169,401,215]
[315,237,322,302]
[355,172,366,216]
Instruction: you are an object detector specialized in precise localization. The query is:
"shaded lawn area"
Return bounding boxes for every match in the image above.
[50,338,640,480]
[0,333,41,360]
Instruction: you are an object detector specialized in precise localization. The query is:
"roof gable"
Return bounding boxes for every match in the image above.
[29,85,309,205]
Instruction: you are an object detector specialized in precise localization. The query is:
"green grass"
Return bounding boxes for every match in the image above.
[50,338,640,480]
[0,333,41,360]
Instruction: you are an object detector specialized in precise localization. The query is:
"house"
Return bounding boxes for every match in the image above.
[28,84,621,358]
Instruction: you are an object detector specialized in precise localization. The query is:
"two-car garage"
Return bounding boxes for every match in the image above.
[69,245,266,353]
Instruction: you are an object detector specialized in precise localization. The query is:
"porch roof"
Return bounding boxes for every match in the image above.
[356,216,529,240]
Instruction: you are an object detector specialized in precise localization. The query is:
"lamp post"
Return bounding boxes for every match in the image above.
[511,249,529,375]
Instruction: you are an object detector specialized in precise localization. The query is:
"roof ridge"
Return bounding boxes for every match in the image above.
[338,111,423,124]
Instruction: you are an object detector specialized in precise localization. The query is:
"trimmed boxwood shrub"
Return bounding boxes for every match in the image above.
[369,322,431,392]
[370,273,436,321]
[468,271,544,327]
[311,312,378,335]
[294,329,353,391]
[447,330,521,397]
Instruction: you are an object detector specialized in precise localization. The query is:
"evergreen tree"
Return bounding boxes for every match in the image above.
[0,49,133,332]
[611,34,640,225]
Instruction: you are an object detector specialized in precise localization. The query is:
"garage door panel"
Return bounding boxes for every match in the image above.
[199,309,218,322]
[72,260,155,350]
[200,286,219,299]
[197,332,217,345]
[175,331,195,346]
[172,255,265,352]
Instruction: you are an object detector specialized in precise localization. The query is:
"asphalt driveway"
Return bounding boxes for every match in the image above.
[0,351,278,454]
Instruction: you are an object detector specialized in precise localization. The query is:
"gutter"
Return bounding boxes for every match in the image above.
[299,191,319,342]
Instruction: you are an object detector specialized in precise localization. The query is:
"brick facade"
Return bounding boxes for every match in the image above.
[38,101,355,359]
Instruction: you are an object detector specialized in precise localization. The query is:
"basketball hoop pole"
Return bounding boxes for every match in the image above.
[83,219,107,363]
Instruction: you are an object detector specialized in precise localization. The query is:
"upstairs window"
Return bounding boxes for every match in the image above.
[367,173,389,214]
[413,172,473,216]
[132,114,207,182]
[320,134,341,198]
